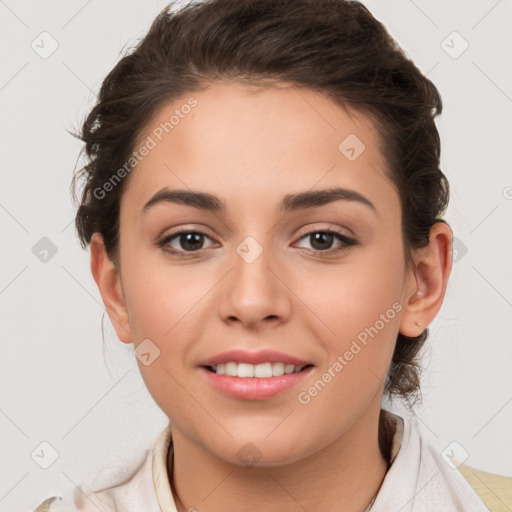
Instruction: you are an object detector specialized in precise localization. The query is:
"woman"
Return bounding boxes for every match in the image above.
[33,0,511,510]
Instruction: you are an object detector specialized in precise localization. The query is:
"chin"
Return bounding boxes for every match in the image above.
[213,433,317,468]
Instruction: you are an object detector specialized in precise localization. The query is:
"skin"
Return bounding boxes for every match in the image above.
[90,81,452,512]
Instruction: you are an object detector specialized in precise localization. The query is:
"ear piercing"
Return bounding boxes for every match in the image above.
[415,321,421,327]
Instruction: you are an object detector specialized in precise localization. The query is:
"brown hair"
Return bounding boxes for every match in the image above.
[71,0,449,404]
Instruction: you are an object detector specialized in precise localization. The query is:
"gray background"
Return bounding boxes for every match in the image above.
[1,1,511,510]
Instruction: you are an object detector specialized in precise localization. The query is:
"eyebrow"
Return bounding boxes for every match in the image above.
[142,187,377,215]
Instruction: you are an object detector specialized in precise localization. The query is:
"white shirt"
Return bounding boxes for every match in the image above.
[34,410,490,512]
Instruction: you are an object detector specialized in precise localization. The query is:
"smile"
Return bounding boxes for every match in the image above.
[200,364,314,400]
[205,362,312,377]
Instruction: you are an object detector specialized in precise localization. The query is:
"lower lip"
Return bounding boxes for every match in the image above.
[200,366,314,400]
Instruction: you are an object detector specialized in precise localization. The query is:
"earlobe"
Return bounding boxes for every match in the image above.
[90,233,133,344]
[399,222,453,337]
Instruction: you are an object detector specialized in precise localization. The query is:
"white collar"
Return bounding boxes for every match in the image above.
[152,422,177,511]
[150,409,487,512]
[75,409,486,511]
[370,411,489,511]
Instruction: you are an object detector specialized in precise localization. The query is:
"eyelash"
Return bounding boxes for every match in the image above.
[157,229,357,258]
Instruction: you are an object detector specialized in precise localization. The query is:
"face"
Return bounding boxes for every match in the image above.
[111,81,417,466]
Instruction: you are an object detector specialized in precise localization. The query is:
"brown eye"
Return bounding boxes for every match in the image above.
[178,232,205,251]
[309,232,335,251]
[158,230,216,255]
[295,230,357,254]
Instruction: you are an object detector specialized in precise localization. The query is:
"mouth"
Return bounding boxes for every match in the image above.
[203,362,314,377]
[198,350,315,400]
[198,349,315,400]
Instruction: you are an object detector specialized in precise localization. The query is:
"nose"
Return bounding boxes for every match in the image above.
[218,243,293,330]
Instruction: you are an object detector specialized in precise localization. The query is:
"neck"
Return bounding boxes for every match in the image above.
[168,402,391,512]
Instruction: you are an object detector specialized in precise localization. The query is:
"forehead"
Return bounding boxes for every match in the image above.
[121,80,398,218]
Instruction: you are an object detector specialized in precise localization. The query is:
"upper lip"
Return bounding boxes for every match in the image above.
[199,349,313,367]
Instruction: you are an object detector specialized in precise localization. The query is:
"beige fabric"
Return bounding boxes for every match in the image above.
[458,463,512,512]
[32,497,59,512]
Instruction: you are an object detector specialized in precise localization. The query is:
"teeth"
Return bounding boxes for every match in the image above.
[210,361,306,377]
[272,362,285,376]
[237,363,254,378]
[253,362,271,378]
[284,364,295,374]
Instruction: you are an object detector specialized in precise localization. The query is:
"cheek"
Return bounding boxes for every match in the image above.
[120,258,207,410]
[294,245,405,401]
[121,253,212,341]
[301,248,405,340]
[292,261,404,432]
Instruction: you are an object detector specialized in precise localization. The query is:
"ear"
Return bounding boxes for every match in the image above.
[399,222,453,337]
[90,233,133,344]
